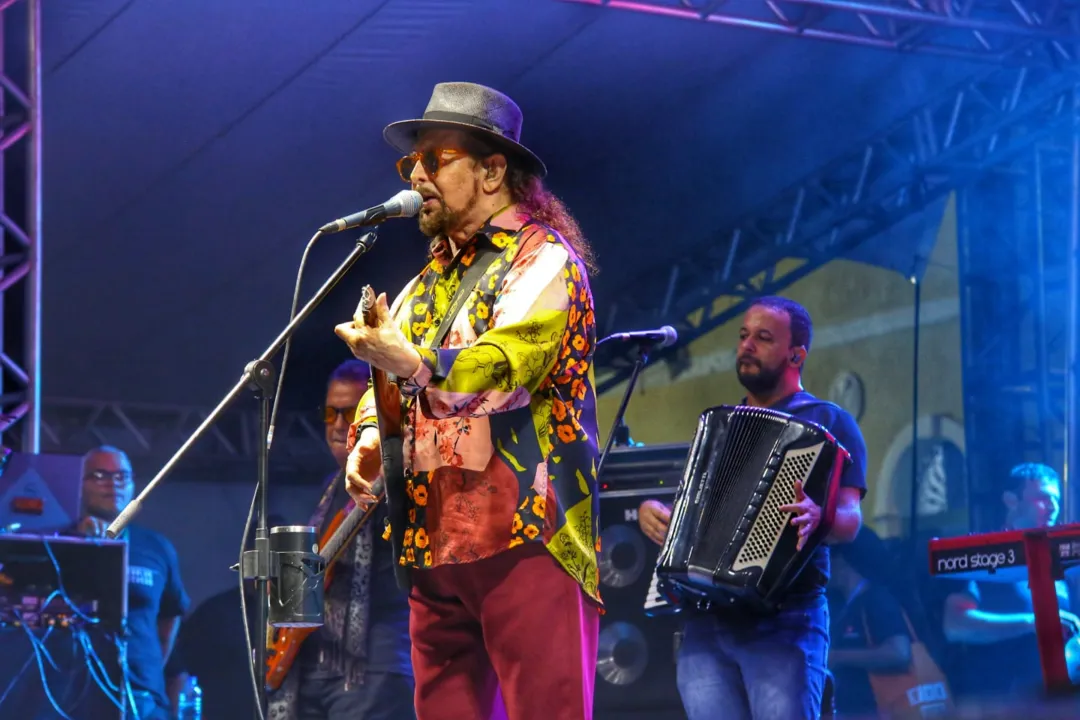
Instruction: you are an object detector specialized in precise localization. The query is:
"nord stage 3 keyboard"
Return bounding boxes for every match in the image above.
[928,524,1080,583]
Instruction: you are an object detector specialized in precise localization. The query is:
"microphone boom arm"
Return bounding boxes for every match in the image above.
[106,229,380,538]
[106,227,380,720]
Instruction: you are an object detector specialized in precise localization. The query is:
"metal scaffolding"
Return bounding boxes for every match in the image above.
[571,0,1080,527]
[564,0,1080,63]
[38,397,332,484]
[596,62,1080,395]
[1066,94,1080,521]
[957,110,1079,528]
[0,0,42,453]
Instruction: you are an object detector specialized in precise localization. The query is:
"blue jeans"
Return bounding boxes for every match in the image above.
[676,600,830,720]
[297,671,416,720]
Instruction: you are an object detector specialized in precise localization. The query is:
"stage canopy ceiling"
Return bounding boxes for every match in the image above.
[34,0,982,407]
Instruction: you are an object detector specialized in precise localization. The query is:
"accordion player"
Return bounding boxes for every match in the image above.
[653,403,851,613]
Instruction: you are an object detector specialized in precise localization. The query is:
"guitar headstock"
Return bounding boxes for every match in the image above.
[359,285,378,329]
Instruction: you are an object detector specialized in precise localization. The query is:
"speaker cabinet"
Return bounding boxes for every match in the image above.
[595,485,686,720]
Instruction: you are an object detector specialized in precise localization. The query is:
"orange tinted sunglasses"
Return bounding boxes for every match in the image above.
[322,405,355,425]
[396,148,467,182]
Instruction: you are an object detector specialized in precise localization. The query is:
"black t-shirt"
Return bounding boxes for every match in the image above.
[60,523,189,712]
[58,523,187,713]
[125,525,190,708]
[947,578,1070,696]
[769,391,869,597]
[829,582,912,714]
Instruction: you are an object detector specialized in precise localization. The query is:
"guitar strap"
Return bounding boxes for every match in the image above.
[428,243,502,351]
[384,239,505,592]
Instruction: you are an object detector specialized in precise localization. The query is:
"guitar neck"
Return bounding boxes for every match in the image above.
[370,367,401,439]
[358,286,402,440]
[319,493,384,566]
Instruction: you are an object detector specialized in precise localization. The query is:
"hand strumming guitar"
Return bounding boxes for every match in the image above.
[345,426,382,508]
[334,291,421,379]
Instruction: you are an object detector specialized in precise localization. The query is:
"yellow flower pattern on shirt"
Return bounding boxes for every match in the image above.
[352,208,601,603]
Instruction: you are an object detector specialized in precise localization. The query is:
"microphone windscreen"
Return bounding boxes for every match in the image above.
[392,190,423,218]
[659,325,678,349]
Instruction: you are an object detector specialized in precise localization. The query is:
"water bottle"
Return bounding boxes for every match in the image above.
[176,675,203,720]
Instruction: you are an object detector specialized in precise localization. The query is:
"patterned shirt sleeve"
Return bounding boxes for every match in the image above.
[401,238,580,419]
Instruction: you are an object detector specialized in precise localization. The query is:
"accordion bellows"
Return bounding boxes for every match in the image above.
[655,405,849,612]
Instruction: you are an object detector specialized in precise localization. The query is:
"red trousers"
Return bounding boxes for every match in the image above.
[408,543,599,720]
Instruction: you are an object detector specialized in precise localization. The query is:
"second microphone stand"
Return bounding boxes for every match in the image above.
[106,228,382,718]
[596,339,657,479]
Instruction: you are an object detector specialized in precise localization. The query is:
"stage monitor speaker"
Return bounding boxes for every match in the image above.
[594,443,689,720]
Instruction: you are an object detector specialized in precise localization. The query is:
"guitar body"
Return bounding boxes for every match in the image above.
[264,285,406,691]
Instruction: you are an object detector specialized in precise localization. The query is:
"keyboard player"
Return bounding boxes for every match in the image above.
[941,462,1080,698]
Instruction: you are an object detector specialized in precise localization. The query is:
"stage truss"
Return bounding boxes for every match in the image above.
[6,1,1078,491]
[39,397,332,483]
[0,0,41,453]
[564,0,1080,63]
[595,62,1080,395]
[957,132,1080,526]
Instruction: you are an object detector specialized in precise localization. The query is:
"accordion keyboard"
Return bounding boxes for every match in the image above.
[732,442,824,572]
[643,566,672,613]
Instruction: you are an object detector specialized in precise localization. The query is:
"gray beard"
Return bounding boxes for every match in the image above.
[418,201,457,238]
[418,181,482,239]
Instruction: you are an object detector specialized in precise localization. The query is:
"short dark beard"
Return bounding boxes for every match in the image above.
[736,361,785,396]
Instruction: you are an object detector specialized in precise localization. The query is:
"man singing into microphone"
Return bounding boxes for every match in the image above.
[334,82,602,720]
[638,296,867,720]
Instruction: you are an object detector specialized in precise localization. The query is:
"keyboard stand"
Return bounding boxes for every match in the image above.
[1025,529,1071,695]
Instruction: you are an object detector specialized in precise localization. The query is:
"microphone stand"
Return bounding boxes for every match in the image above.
[106,228,381,718]
[596,340,656,479]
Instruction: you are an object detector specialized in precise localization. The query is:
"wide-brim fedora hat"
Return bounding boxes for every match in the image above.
[384,82,547,178]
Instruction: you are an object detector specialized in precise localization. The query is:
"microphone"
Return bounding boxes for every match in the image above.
[600,325,678,349]
[319,190,423,234]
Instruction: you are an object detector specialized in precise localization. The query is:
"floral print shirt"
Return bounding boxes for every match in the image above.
[353,206,602,603]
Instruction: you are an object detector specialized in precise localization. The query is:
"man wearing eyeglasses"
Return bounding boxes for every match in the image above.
[334,82,601,720]
[73,445,190,720]
[268,359,415,720]
[324,360,372,470]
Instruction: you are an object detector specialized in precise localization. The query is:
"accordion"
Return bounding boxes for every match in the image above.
[652,404,850,613]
